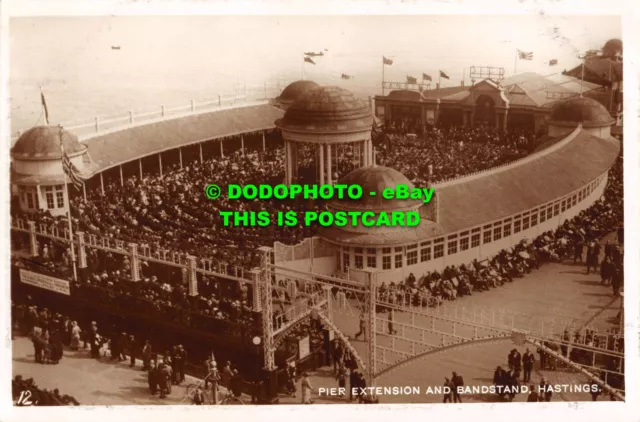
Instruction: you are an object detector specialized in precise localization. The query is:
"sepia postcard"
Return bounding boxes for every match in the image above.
[0,1,637,421]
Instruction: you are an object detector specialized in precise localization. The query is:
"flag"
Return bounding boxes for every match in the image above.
[304,56,315,65]
[40,88,49,125]
[439,70,450,80]
[422,73,432,81]
[549,59,558,66]
[517,49,533,60]
[406,76,417,84]
[60,129,85,190]
[383,56,393,65]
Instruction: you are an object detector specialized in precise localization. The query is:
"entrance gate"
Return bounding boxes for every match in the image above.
[257,248,625,402]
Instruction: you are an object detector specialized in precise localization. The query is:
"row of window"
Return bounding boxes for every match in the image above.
[19,185,65,210]
[340,173,604,271]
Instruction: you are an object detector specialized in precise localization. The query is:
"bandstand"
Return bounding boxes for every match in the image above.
[276,86,375,185]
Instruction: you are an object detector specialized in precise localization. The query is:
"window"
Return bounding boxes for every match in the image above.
[460,237,470,251]
[420,241,431,247]
[56,190,64,208]
[420,247,431,262]
[382,247,391,254]
[561,200,566,212]
[514,219,521,233]
[503,223,511,237]
[578,190,583,201]
[493,226,502,240]
[447,240,458,255]
[395,253,403,268]
[355,254,363,269]
[471,233,480,248]
[531,212,538,227]
[26,192,35,209]
[367,248,376,255]
[572,195,577,207]
[554,204,560,216]
[407,250,418,265]
[395,246,403,253]
[383,256,391,270]
[46,191,55,209]
[522,216,530,230]
[547,207,553,220]
[342,253,350,271]
[540,209,546,223]
[434,244,444,259]
[367,255,376,268]
[407,244,417,251]
[483,228,492,244]
[355,247,363,254]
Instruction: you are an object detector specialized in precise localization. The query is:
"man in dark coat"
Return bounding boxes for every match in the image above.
[522,348,535,383]
[586,242,600,274]
[451,371,464,403]
[148,361,158,395]
[128,335,137,368]
[611,265,623,296]
[349,369,359,402]
[117,332,127,361]
[527,385,539,402]
[493,366,506,401]
[173,345,187,384]
[600,257,614,285]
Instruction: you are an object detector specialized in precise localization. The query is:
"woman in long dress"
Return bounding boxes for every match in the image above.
[70,321,81,350]
[301,372,313,404]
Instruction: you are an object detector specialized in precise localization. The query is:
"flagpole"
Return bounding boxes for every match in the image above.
[40,85,49,125]
[579,54,585,97]
[382,57,385,96]
[59,125,78,282]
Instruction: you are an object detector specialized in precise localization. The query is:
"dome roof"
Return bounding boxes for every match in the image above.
[330,165,423,212]
[603,38,622,57]
[548,96,614,128]
[276,86,373,134]
[277,80,319,105]
[11,126,86,160]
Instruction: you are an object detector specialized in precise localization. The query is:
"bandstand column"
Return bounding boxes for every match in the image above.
[326,144,332,185]
[139,159,143,179]
[179,148,183,169]
[158,153,163,177]
[241,135,245,156]
[119,165,124,187]
[503,109,509,132]
[220,139,224,158]
[100,173,105,195]
[362,140,369,167]
[368,139,374,166]
[199,143,204,163]
[291,142,299,182]
[495,112,500,129]
[262,131,266,151]
[319,143,325,185]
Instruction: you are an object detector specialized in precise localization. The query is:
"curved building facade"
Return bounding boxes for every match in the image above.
[314,93,620,284]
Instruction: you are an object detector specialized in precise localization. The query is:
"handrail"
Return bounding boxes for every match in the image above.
[11,80,292,142]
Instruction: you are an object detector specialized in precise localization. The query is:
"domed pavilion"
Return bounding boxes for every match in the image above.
[547,96,615,138]
[275,86,374,185]
[273,80,319,109]
[11,125,98,216]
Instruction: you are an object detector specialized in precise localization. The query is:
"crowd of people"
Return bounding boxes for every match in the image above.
[12,375,80,406]
[373,156,624,316]
[377,126,533,185]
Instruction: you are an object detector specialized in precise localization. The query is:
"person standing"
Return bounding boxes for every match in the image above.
[611,264,623,296]
[387,310,397,335]
[451,371,464,403]
[527,385,539,402]
[349,369,359,402]
[354,312,366,341]
[443,377,454,403]
[141,340,152,370]
[148,361,158,395]
[336,363,347,399]
[70,322,81,351]
[600,257,614,285]
[174,345,187,384]
[128,335,137,368]
[522,348,535,383]
[301,372,314,404]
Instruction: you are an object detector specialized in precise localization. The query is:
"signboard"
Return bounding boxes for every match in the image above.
[426,109,435,124]
[20,269,71,296]
[298,336,311,360]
